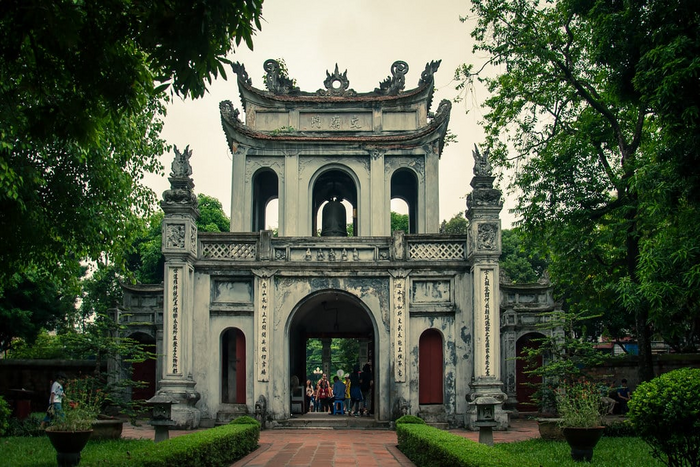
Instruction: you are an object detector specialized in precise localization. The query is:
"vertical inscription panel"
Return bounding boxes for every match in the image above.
[166,266,183,376]
[391,269,410,383]
[257,276,271,382]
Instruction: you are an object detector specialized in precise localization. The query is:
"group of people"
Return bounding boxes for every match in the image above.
[304,362,373,416]
[599,378,632,415]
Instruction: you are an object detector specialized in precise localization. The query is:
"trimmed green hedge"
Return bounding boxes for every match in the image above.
[97,419,260,466]
[396,423,538,467]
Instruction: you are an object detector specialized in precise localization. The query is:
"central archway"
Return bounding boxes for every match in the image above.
[286,290,377,416]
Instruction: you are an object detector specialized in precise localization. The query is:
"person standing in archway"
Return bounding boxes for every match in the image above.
[360,362,373,416]
[349,365,363,416]
[317,374,331,414]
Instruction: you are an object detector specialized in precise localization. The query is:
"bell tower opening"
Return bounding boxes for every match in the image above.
[312,169,357,236]
[391,168,418,234]
[252,168,279,232]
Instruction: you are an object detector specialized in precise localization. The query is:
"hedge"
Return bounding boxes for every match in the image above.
[99,418,260,466]
[396,423,537,467]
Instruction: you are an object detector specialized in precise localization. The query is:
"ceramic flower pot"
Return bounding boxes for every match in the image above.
[562,426,605,462]
[45,430,93,467]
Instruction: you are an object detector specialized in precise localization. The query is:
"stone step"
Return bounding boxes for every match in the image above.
[275,412,391,430]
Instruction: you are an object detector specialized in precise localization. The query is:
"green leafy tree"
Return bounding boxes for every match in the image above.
[391,212,409,234]
[500,229,548,284]
[0,269,78,352]
[460,0,700,380]
[0,0,263,293]
[440,212,468,235]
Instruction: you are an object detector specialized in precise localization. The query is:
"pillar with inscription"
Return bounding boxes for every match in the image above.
[465,145,508,430]
[160,146,201,429]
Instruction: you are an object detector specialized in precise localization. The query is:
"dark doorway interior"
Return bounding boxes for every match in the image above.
[516,333,545,412]
[419,329,444,404]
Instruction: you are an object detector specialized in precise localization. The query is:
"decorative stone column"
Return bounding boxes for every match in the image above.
[160,145,201,429]
[465,145,508,430]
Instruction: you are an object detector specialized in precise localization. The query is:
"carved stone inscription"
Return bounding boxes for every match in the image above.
[299,112,372,131]
[170,267,181,375]
[484,270,492,376]
[391,270,409,383]
[257,276,271,382]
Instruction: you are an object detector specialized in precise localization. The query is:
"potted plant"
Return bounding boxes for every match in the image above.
[556,380,605,462]
[45,377,103,467]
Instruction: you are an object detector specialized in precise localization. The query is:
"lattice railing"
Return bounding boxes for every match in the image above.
[408,241,465,260]
[200,241,257,260]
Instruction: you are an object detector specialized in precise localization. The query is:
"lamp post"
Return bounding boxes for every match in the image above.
[313,366,322,380]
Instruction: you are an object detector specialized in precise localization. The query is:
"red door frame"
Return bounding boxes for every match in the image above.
[419,329,443,404]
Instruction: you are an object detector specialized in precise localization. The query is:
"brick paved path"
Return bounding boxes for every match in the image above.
[123,418,540,467]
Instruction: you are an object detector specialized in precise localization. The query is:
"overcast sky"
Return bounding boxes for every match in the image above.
[149,0,516,228]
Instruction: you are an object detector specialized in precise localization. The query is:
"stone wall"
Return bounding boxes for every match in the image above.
[587,353,700,391]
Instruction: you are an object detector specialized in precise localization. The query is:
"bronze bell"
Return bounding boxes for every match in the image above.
[320,198,347,237]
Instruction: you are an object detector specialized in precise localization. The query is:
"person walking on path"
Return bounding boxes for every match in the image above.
[41,372,66,428]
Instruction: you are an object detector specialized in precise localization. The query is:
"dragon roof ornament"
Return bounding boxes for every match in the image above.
[375,61,409,95]
[263,59,300,95]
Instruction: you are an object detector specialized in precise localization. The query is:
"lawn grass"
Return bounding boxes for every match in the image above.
[1,434,663,467]
[494,437,664,467]
[0,436,153,467]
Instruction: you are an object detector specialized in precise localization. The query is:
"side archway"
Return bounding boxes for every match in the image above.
[516,332,546,412]
[419,329,444,404]
[221,328,246,404]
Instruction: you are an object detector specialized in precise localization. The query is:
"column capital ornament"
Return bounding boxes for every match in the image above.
[252,268,277,279]
[162,145,200,217]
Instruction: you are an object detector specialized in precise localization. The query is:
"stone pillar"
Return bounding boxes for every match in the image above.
[369,149,386,236]
[465,145,508,430]
[321,339,332,378]
[160,146,201,429]
[283,151,299,236]
[229,144,248,232]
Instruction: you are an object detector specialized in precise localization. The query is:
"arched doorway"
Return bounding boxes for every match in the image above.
[129,332,156,401]
[287,290,376,415]
[221,328,246,404]
[516,332,545,412]
[419,329,443,404]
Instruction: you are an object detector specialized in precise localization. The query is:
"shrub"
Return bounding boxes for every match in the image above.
[395,414,426,425]
[396,423,537,467]
[0,396,10,436]
[5,412,45,437]
[603,418,636,437]
[628,367,700,467]
[229,415,260,426]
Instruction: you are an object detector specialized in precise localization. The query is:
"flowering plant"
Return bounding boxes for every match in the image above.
[556,380,605,428]
[46,377,104,432]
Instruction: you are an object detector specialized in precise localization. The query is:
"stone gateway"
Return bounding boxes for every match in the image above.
[122,60,516,429]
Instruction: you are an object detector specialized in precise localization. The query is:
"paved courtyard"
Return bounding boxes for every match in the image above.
[122,418,540,467]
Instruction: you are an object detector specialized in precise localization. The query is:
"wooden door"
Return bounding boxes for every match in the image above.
[131,344,156,401]
[516,334,543,412]
[419,330,443,404]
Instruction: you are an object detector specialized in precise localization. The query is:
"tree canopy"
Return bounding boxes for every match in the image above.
[0,0,264,294]
[461,0,700,377]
